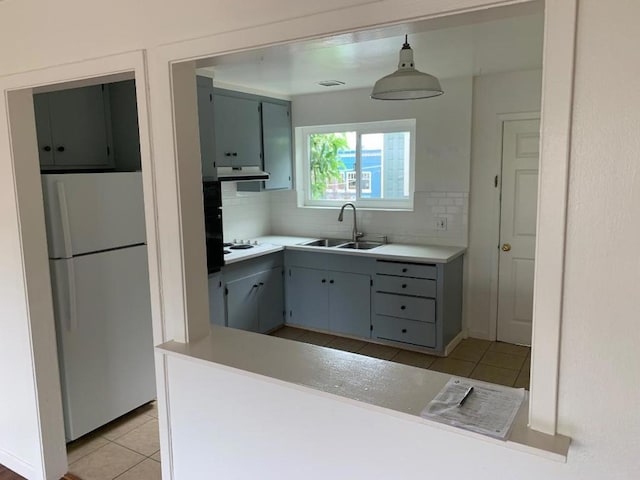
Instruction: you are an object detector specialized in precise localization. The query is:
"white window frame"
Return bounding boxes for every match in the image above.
[299,119,416,210]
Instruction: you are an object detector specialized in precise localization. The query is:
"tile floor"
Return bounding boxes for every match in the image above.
[67,328,529,480]
[66,402,160,480]
[272,326,531,389]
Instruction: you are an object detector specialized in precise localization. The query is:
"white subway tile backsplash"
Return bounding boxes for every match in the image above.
[221,185,469,247]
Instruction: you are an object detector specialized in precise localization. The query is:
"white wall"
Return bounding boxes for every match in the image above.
[1,0,640,479]
[270,78,472,246]
[221,183,272,241]
[465,69,543,339]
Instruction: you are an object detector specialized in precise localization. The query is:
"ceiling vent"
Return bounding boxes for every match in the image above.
[318,80,346,87]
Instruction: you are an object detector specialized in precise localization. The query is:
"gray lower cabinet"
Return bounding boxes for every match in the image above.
[372,257,463,351]
[223,253,285,334]
[208,272,226,326]
[35,84,113,170]
[226,272,262,332]
[286,252,373,338]
[287,267,329,330]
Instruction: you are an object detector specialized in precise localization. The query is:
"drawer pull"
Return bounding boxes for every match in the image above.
[402,268,408,273]
[401,305,406,310]
[402,284,407,288]
[402,328,407,333]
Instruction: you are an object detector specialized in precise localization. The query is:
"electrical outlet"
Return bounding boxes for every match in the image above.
[435,217,447,231]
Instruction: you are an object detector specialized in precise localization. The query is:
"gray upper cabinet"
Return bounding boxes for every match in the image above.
[196,76,216,178]
[260,101,292,190]
[213,93,262,168]
[107,80,141,172]
[35,85,113,170]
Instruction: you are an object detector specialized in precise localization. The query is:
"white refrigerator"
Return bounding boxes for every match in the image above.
[42,172,156,441]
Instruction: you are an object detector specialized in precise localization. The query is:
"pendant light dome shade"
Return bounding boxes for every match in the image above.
[371,35,443,100]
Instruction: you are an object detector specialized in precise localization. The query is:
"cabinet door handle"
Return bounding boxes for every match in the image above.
[329,279,334,284]
[43,145,51,152]
[56,146,65,152]
[225,152,232,157]
[321,279,326,283]
[259,282,264,286]
[232,152,238,156]
[400,305,406,310]
[252,284,258,289]
[402,328,407,333]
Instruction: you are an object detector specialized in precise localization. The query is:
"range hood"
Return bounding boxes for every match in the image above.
[216,166,270,182]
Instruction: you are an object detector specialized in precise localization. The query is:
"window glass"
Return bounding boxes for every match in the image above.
[302,120,415,209]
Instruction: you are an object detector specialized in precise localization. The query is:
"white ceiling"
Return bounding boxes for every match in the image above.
[197,2,544,97]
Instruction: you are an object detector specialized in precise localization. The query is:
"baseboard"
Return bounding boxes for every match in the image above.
[443,331,465,356]
[0,448,37,480]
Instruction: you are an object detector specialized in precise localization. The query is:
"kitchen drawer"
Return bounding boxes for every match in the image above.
[375,275,436,298]
[376,261,437,279]
[375,292,435,323]
[372,315,436,348]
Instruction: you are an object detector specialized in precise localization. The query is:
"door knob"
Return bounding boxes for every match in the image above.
[502,243,512,252]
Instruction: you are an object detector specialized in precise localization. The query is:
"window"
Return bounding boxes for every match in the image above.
[299,119,416,209]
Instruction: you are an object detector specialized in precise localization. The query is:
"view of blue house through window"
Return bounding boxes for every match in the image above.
[302,119,415,209]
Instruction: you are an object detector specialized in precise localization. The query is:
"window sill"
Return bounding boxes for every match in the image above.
[157,326,570,462]
[298,204,414,213]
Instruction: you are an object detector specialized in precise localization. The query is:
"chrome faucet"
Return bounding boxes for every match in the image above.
[338,203,363,242]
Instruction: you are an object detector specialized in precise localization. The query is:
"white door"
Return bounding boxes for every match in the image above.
[497,119,540,346]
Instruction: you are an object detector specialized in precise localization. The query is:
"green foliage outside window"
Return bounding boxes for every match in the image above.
[309,133,348,199]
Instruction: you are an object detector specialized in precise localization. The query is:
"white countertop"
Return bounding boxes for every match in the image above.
[223,235,466,266]
[157,326,570,461]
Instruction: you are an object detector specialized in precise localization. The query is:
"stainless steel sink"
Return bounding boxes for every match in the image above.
[303,238,351,247]
[338,241,383,250]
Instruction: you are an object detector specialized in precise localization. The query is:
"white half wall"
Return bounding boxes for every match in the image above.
[465,69,543,339]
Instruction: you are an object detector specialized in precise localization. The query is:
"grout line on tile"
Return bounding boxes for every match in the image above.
[112,456,148,480]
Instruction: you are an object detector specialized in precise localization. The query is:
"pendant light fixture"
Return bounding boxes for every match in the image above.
[371,35,443,100]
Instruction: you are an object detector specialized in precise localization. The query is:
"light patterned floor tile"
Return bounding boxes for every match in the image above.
[449,343,487,362]
[326,336,368,353]
[428,357,476,377]
[522,354,531,373]
[69,442,144,480]
[113,419,160,456]
[66,433,109,464]
[297,331,337,346]
[357,343,400,361]
[132,401,157,419]
[480,350,526,371]
[114,458,161,480]
[271,326,307,340]
[514,369,531,390]
[470,364,519,387]
[391,350,437,369]
[489,341,530,357]
[460,338,492,352]
[98,410,154,441]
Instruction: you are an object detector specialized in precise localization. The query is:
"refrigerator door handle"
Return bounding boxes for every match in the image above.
[65,259,78,331]
[56,181,73,258]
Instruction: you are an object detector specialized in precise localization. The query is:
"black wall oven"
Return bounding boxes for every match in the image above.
[203,180,224,273]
